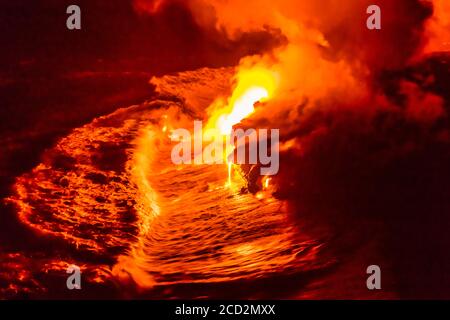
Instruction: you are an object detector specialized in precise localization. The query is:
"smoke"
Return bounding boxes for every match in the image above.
[134,0,441,124]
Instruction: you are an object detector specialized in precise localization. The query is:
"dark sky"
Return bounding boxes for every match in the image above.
[1,0,205,73]
[0,0,279,74]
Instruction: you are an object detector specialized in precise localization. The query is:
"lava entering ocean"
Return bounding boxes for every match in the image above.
[4,68,329,299]
[1,0,450,300]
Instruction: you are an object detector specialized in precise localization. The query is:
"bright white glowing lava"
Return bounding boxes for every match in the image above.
[217,87,269,135]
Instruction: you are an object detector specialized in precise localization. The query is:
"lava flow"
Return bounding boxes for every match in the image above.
[4,68,329,299]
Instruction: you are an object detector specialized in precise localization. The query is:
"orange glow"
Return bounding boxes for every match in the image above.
[4,0,449,300]
[207,67,278,134]
[425,0,450,53]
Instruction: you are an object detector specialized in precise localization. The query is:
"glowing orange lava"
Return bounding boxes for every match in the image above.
[206,67,279,186]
